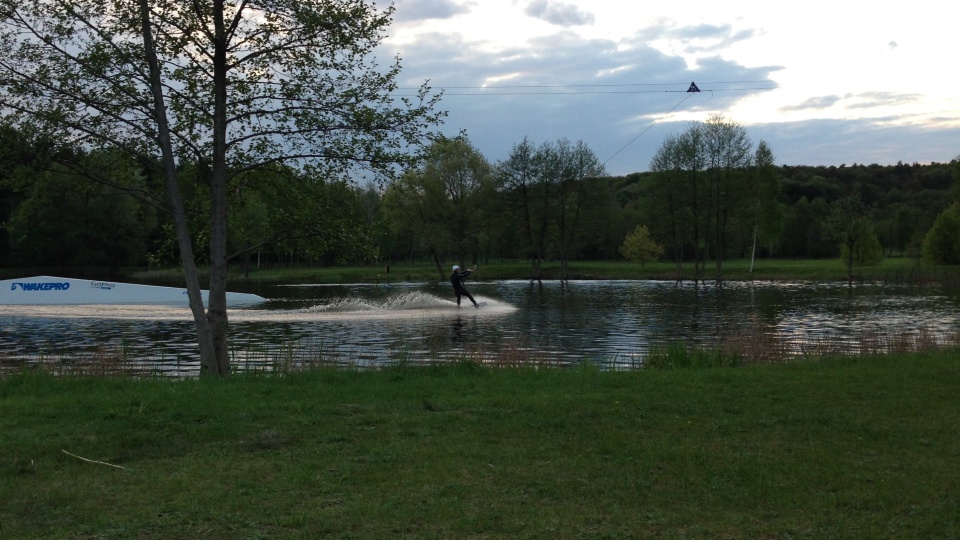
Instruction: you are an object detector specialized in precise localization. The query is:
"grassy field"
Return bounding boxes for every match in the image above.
[129,256,957,286]
[3,351,959,539]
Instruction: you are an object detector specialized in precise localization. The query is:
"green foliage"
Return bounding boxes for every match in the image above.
[496,137,606,278]
[569,177,627,259]
[922,202,960,264]
[382,136,494,275]
[751,140,785,256]
[619,224,664,265]
[643,116,761,281]
[2,123,959,273]
[645,127,703,267]
[877,205,923,256]
[0,0,443,177]
[3,150,156,269]
[835,191,884,282]
[0,1,442,276]
[780,196,840,258]
[839,217,884,268]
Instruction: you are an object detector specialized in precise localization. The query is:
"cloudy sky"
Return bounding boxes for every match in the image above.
[380,0,959,176]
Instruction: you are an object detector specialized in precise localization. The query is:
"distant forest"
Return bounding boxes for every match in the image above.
[614,161,957,261]
[1,124,957,276]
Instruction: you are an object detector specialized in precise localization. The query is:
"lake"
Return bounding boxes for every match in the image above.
[1,279,958,376]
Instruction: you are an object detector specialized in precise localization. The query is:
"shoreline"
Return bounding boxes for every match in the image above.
[123,257,958,287]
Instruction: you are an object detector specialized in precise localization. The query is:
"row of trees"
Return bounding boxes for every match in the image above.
[374,124,959,283]
[641,115,779,282]
[4,123,958,283]
[381,136,607,281]
[0,127,383,272]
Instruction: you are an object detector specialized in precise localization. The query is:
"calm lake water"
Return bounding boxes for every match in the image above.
[1,279,958,376]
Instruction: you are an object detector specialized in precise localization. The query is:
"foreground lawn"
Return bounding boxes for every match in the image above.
[2,352,959,539]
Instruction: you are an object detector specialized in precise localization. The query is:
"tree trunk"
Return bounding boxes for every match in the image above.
[688,170,704,286]
[139,0,217,373]
[674,244,684,287]
[206,0,231,376]
[432,249,445,282]
[847,240,855,287]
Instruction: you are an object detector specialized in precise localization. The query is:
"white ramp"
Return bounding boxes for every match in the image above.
[0,276,265,306]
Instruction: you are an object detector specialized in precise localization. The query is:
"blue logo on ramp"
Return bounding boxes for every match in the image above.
[11,282,71,291]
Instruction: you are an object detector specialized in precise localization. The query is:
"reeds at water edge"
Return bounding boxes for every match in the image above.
[3,325,958,378]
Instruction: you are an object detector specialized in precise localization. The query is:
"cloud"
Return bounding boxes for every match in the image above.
[524,0,595,27]
[392,0,470,23]
[781,95,844,112]
[686,28,756,54]
[845,91,920,109]
[781,92,920,112]
[635,22,754,44]
[750,118,960,167]
[674,23,735,40]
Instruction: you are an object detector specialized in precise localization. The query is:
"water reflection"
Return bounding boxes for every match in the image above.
[1,279,958,375]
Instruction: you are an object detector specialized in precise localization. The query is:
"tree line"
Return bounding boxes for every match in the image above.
[3,121,958,283]
[378,118,959,283]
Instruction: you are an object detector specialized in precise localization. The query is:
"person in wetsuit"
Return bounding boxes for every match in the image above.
[450,264,479,307]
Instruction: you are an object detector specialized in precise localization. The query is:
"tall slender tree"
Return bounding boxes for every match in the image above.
[647,118,761,284]
[748,140,783,271]
[499,137,550,282]
[836,190,883,284]
[703,114,753,283]
[553,139,605,281]
[678,124,709,284]
[498,137,603,281]
[648,123,708,284]
[647,134,692,283]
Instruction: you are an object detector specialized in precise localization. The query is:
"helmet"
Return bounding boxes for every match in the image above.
[452,265,460,271]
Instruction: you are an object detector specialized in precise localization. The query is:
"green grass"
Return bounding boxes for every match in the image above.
[646,341,743,368]
[130,256,957,286]
[3,351,960,538]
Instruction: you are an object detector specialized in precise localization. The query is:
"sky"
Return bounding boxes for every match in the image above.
[380,0,960,176]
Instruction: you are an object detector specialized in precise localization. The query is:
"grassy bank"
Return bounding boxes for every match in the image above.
[3,351,959,538]
[130,257,957,286]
